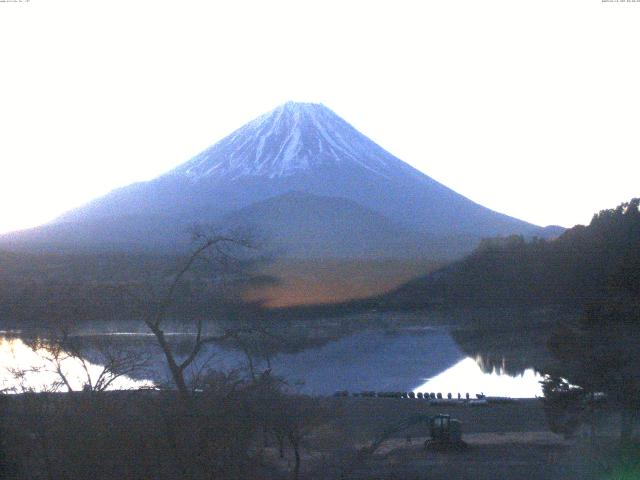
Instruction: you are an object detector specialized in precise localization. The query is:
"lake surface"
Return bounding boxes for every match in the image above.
[0,327,544,397]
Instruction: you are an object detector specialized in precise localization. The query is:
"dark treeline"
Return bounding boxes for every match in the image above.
[0,248,274,329]
[383,198,640,309]
[391,199,640,444]
[542,299,640,442]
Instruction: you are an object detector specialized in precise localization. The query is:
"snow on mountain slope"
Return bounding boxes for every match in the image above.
[171,102,410,182]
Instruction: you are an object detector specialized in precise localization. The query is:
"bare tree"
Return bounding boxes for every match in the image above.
[267,393,326,480]
[126,230,257,400]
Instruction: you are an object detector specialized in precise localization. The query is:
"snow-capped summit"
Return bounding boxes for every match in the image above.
[170,102,406,181]
[5,101,551,256]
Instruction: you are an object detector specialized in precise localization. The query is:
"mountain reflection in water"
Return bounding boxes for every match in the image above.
[413,357,543,398]
[0,328,544,397]
[0,336,150,392]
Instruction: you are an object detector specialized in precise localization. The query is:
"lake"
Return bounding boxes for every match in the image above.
[0,326,544,397]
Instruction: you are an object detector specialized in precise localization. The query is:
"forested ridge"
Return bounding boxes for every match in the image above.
[385,198,640,308]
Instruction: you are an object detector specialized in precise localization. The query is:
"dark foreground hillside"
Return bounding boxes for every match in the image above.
[2,390,632,480]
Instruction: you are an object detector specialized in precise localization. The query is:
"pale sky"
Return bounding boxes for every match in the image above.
[1,0,639,234]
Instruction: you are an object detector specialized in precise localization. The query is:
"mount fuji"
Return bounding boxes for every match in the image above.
[2,102,558,258]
